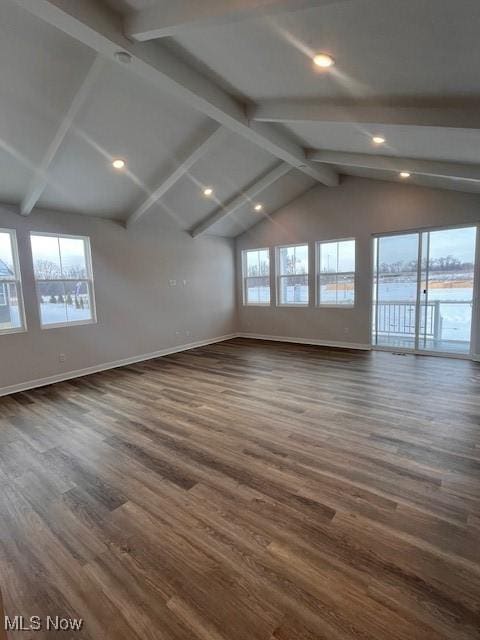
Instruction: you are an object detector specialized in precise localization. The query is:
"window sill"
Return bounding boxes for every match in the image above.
[276,304,310,308]
[317,304,355,309]
[41,319,97,330]
[0,327,27,337]
[243,303,271,307]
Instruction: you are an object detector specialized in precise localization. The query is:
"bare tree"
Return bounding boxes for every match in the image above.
[64,265,87,278]
[34,259,61,279]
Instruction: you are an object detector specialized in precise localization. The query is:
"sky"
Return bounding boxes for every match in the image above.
[2,232,87,277]
[0,232,14,268]
[428,227,477,262]
[30,235,86,273]
[320,240,355,272]
[378,226,477,265]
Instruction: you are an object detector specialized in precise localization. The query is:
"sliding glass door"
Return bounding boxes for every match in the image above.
[418,226,477,354]
[373,225,477,356]
[373,233,419,350]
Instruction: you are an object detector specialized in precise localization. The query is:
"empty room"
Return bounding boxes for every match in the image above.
[1,0,480,638]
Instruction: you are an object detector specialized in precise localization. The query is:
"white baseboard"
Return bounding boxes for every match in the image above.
[0,333,237,398]
[235,332,371,351]
[14,331,474,398]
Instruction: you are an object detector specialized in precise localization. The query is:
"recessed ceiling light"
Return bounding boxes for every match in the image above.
[203,187,214,197]
[372,136,385,145]
[112,159,125,170]
[254,203,263,212]
[400,171,411,178]
[313,53,335,69]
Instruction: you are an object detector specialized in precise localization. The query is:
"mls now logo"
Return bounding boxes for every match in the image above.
[5,615,83,632]
[47,616,83,631]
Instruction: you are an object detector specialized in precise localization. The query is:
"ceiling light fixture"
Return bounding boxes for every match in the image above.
[399,171,411,178]
[372,136,385,145]
[112,159,125,170]
[313,53,335,69]
[203,187,214,197]
[254,203,263,212]
[114,51,132,64]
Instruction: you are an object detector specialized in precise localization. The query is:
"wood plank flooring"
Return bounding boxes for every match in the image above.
[1,338,480,639]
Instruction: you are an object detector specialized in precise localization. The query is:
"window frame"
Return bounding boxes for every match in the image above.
[30,231,97,330]
[276,243,310,307]
[242,247,271,306]
[0,228,27,336]
[316,237,356,308]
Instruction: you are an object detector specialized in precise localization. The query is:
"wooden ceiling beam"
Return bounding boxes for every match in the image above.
[308,150,480,182]
[250,99,480,130]
[126,0,346,41]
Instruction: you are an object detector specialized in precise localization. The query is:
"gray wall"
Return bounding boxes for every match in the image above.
[2,175,480,394]
[236,176,480,354]
[0,204,236,391]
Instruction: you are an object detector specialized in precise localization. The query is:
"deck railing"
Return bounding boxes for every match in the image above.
[373,300,442,339]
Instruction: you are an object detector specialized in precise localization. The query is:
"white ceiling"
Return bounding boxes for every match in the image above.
[169,0,480,101]
[160,131,277,229]
[1,0,479,236]
[38,59,210,219]
[0,1,94,201]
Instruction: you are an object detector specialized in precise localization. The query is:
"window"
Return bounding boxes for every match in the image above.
[30,233,96,328]
[242,248,270,305]
[277,244,309,305]
[317,239,355,306]
[0,229,26,334]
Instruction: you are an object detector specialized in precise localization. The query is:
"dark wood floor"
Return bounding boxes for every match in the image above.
[1,338,480,639]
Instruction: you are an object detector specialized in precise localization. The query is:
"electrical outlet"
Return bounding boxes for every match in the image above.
[169,279,177,287]
[59,353,66,363]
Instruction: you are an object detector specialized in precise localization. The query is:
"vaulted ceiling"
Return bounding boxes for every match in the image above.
[2,0,480,237]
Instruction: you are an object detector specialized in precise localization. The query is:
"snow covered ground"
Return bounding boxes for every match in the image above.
[4,301,92,329]
[377,284,472,342]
